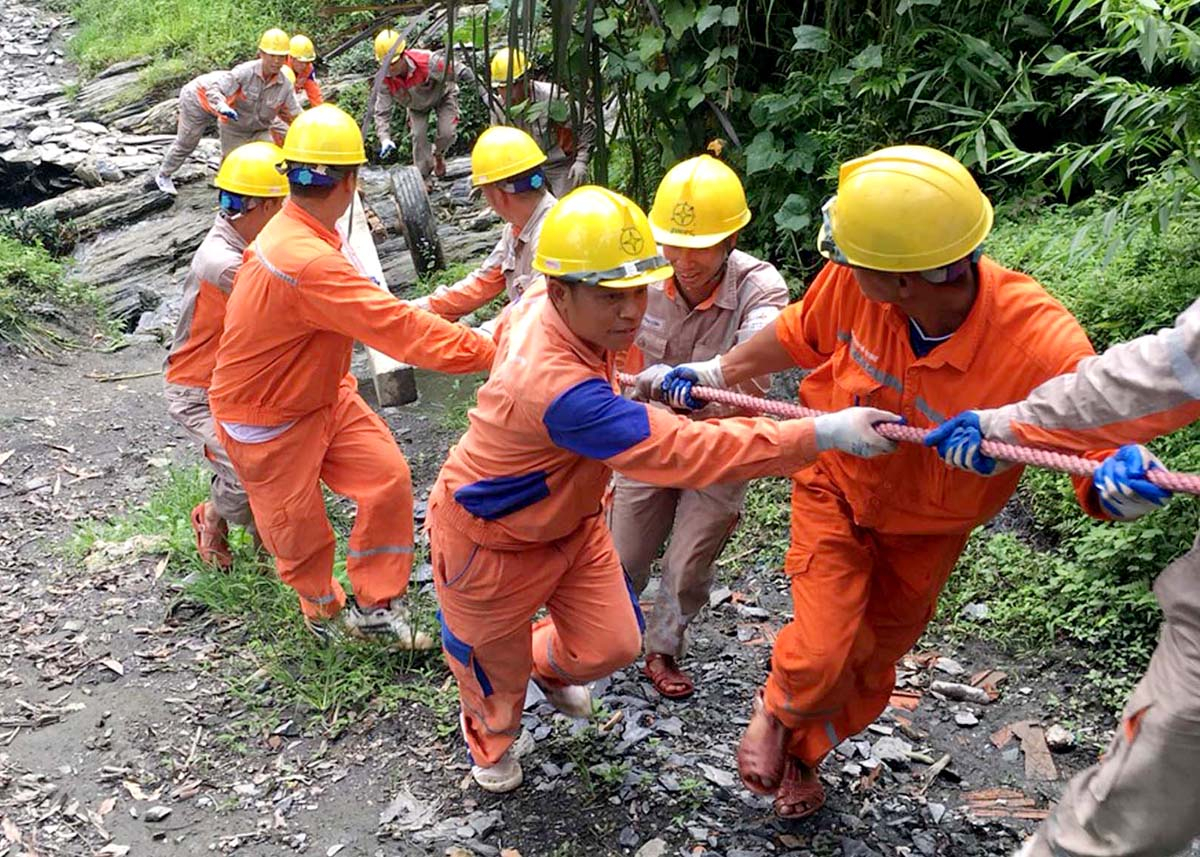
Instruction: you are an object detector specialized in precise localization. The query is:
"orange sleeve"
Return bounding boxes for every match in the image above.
[426,268,507,321]
[304,77,324,106]
[775,262,846,369]
[296,253,495,374]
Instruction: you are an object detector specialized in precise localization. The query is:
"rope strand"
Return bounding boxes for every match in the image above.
[616,374,1200,496]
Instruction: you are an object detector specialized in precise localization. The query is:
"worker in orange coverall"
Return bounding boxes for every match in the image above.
[610,153,789,700]
[410,125,555,322]
[426,184,904,795]
[287,35,324,106]
[659,145,1110,819]
[927,300,1200,857]
[164,141,288,569]
[208,104,496,647]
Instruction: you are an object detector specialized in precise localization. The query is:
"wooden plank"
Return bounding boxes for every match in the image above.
[337,192,418,407]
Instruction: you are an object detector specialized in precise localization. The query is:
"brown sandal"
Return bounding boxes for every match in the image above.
[774,756,825,819]
[737,688,789,795]
[641,653,695,699]
[190,502,232,570]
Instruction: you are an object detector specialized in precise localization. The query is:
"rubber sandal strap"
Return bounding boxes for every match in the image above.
[641,653,695,699]
[774,757,826,819]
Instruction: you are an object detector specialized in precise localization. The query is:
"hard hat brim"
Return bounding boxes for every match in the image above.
[260,48,291,56]
[597,262,674,289]
[471,150,548,187]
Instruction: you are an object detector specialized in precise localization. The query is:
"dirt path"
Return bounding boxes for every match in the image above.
[0,339,1160,857]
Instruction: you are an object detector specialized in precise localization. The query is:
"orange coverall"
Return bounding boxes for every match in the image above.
[209,200,495,619]
[768,257,1105,767]
[286,57,324,106]
[428,278,821,767]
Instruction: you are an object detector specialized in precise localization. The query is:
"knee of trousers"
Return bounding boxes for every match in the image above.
[561,614,643,680]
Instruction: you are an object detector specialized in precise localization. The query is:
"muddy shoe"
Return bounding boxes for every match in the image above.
[471,730,535,794]
[154,173,178,196]
[342,597,435,650]
[304,614,346,646]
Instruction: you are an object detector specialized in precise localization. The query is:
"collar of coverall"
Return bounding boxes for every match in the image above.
[663,253,737,313]
[877,254,996,372]
[280,197,343,250]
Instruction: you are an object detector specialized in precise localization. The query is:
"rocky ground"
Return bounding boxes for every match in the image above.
[3,2,1198,856]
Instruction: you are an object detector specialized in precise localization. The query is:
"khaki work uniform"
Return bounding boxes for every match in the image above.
[160,60,301,178]
[986,298,1200,857]
[374,50,458,179]
[163,214,253,529]
[490,80,596,197]
[422,191,556,321]
[609,250,788,656]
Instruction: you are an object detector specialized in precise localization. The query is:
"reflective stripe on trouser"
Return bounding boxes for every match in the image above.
[1032,533,1200,857]
[429,504,642,767]
[164,382,253,528]
[764,465,969,767]
[609,474,745,657]
[216,381,414,619]
[217,122,274,159]
[407,89,458,179]
[160,91,213,177]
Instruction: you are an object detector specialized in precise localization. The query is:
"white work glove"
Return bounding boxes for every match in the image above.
[407,295,432,312]
[812,407,902,458]
[567,159,589,189]
[216,105,239,121]
[379,139,397,159]
[660,357,725,411]
[628,364,672,402]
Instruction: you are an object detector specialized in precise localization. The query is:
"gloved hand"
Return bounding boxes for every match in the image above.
[216,105,239,121]
[1094,444,1172,520]
[628,364,672,402]
[379,139,397,159]
[924,410,1013,476]
[406,295,432,312]
[812,408,902,458]
[660,358,725,411]
[567,160,588,188]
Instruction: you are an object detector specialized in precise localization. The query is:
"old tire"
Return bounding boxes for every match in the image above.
[389,164,444,277]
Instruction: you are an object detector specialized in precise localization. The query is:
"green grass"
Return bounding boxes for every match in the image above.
[73,466,453,735]
[0,234,97,354]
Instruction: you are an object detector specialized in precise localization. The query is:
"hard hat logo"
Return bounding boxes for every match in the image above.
[670,202,696,228]
[620,227,645,255]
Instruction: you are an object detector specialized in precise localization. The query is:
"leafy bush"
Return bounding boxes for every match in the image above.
[0,235,92,353]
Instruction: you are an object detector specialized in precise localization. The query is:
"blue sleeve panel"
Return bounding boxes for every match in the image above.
[454,471,550,520]
[543,377,652,460]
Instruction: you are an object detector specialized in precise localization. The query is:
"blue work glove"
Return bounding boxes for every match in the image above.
[379,139,397,159]
[924,411,1002,476]
[216,105,239,121]
[660,357,725,411]
[1094,444,1172,520]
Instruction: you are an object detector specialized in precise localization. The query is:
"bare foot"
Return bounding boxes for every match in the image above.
[736,688,788,794]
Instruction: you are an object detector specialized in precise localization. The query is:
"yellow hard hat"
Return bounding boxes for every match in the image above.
[259,28,291,56]
[289,34,316,62]
[649,154,751,248]
[374,30,406,64]
[817,144,994,273]
[490,47,527,86]
[534,186,674,289]
[470,126,546,187]
[281,104,366,166]
[215,141,289,197]
[280,65,296,86]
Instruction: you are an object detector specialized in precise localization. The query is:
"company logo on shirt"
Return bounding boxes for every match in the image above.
[641,314,665,331]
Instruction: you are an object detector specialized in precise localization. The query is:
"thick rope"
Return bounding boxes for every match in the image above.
[615,373,1200,496]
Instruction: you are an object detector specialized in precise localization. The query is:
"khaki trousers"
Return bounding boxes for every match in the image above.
[163,381,253,529]
[1032,532,1200,857]
[609,473,745,657]
[408,88,459,178]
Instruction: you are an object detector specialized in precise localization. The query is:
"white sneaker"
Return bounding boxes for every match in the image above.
[537,679,593,718]
[154,174,177,196]
[470,730,535,794]
[341,597,435,650]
